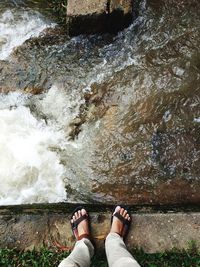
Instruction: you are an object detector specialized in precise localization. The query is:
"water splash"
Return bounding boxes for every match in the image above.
[0,9,55,60]
[0,90,66,205]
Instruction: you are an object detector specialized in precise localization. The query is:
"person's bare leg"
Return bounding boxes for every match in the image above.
[105,206,140,267]
[58,208,94,267]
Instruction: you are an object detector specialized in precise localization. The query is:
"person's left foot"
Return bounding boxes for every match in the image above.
[71,208,90,240]
[110,206,131,239]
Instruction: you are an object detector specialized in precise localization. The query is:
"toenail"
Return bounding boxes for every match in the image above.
[81,209,86,214]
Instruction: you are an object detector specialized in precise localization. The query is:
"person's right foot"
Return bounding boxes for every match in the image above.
[110,206,131,238]
[71,208,90,240]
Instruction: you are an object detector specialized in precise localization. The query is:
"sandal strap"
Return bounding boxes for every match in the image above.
[78,234,90,241]
[113,212,131,226]
[71,214,88,229]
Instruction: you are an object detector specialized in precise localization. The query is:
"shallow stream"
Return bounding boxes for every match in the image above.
[0,0,199,205]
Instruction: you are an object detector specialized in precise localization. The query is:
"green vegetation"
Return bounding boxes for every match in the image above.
[0,247,199,267]
[48,0,68,24]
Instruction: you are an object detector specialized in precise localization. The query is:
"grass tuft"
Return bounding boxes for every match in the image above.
[0,247,199,267]
[48,0,68,24]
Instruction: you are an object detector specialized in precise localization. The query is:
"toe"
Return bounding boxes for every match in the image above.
[113,206,121,216]
[123,210,127,217]
[81,208,87,216]
[125,214,129,220]
[120,208,125,216]
[78,210,81,217]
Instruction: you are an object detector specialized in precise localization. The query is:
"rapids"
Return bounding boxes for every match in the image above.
[0,0,199,205]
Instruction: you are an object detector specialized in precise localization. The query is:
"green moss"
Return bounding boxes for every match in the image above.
[0,248,199,267]
[48,0,68,24]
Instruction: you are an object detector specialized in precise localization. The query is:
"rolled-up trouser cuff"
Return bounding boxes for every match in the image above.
[58,238,94,267]
[105,233,141,267]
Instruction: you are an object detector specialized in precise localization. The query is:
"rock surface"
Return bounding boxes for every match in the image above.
[67,0,133,35]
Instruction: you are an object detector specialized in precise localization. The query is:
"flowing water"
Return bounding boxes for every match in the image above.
[0,0,199,205]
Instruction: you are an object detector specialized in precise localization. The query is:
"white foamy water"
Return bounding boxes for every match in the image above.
[35,85,85,130]
[194,118,200,123]
[0,9,54,60]
[0,91,67,205]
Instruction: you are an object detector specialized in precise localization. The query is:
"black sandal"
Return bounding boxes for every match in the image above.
[70,206,91,241]
[111,206,132,240]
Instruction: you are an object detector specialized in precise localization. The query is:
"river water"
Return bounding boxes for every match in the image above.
[0,0,199,205]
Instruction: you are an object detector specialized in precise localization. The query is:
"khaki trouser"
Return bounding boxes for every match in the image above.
[58,233,140,267]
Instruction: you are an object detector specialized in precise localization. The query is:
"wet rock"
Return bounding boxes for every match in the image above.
[0,59,46,94]
[71,62,200,205]
[24,26,69,46]
[67,0,133,35]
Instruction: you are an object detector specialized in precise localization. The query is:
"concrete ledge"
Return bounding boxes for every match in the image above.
[0,203,199,252]
[67,0,133,35]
